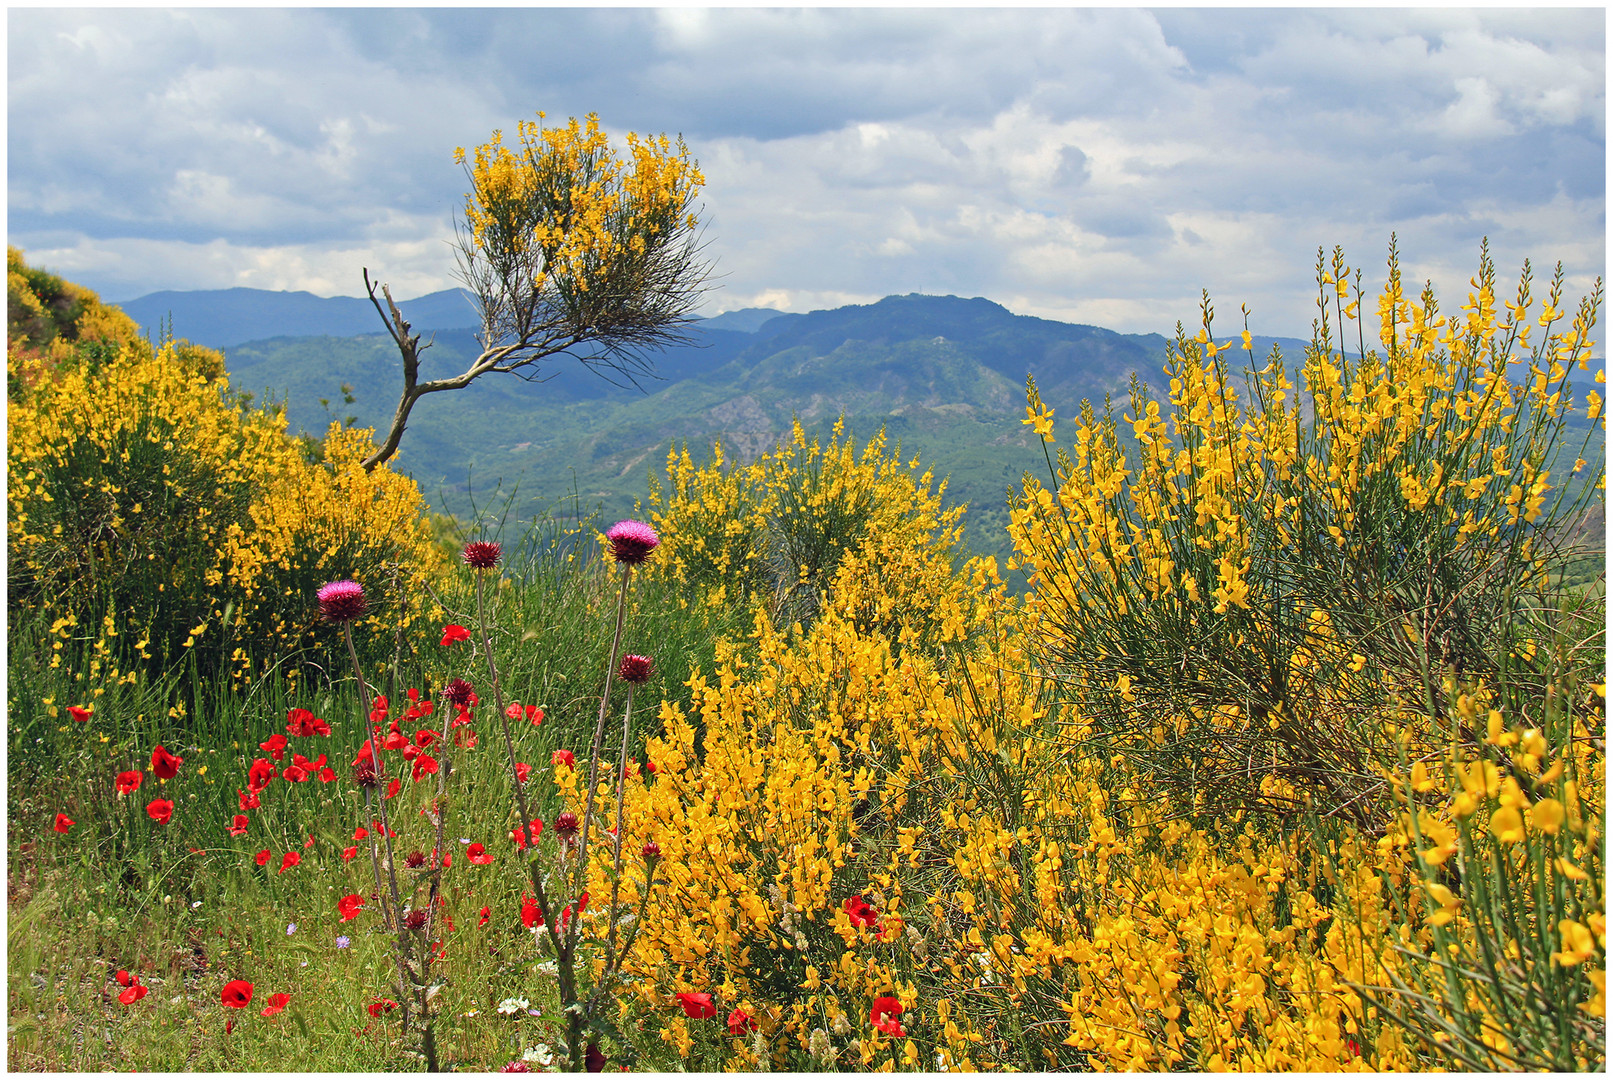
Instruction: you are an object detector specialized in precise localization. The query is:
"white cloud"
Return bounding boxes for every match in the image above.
[7,7,1602,339]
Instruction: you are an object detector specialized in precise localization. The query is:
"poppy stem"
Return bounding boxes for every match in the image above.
[344,621,414,1034]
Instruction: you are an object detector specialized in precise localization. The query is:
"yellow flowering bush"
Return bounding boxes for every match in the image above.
[555,242,1603,1073]
[1009,239,1604,825]
[8,300,445,688]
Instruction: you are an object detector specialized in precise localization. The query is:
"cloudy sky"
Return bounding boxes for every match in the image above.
[8,4,1606,338]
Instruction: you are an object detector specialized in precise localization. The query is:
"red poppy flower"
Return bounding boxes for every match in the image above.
[318,766,337,783]
[728,1007,758,1035]
[411,753,439,782]
[53,813,74,834]
[338,894,365,921]
[454,726,478,749]
[247,758,276,793]
[260,992,290,1017]
[521,897,542,929]
[551,749,575,768]
[304,834,315,848]
[352,740,378,768]
[118,983,148,1005]
[526,706,544,725]
[146,799,174,825]
[515,762,531,784]
[255,849,271,866]
[870,995,905,1038]
[236,787,258,810]
[149,745,183,780]
[67,705,92,723]
[116,969,134,988]
[279,851,300,873]
[440,624,471,647]
[645,760,658,775]
[115,770,144,795]
[844,895,881,931]
[383,728,410,751]
[368,999,399,1018]
[414,729,438,748]
[478,906,490,927]
[386,779,401,799]
[259,734,288,761]
[466,843,493,865]
[354,825,369,841]
[342,845,359,861]
[220,980,254,1009]
[676,992,716,1020]
[227,814,250,837]
[285,707,331,737]
[280,763,309,783]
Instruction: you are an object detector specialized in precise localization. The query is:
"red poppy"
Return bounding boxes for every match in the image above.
[368,999,398,1018]
[383,728,409,751]
[354,826,369,841]
[67,705,92,723]
[520,896,543,929]
[466,843,493,865]
[259,734,288,761]
[304,834,315,848]
[53,813,74,834]
[645,760,658,775]
[515,762,531,784]
[728,1007,758,1035]
[386,779,401,799]
[352,741,378,768]
[247,758,276,793]
[220,980,254,1009]
[453,726,478,749]
[676,992,716,1020]
[478,906,490,927]
[526,706,544,725]
[279,851,300,873]
[285,707,331,737]
[411,753,439,782]
[255,849,271,866]
[260,992,290,1017]
[342,845,359,861]
[146,799,174,825]
[114,770,143,795]
[227,814,250,837]
[338,894,365,921]
[369,694,390,724]
[116,969,134,987]
[236,787,258,810]
[370,820,396,838]
[551,749,575,768]
[281,763,309,783]
[870,995,905,1038]
[118,983,148,1005]
[440,624,471,647]
[414,729,438,748]
[150,745,183,780]
[844,895,881,931]
[318,766,337,783]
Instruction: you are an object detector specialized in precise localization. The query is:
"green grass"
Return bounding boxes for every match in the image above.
[6,509,738,1072]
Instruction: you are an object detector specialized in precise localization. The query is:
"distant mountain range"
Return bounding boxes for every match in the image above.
[115,284,1319,567]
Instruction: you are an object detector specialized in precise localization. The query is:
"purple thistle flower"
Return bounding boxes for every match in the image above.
[618,654,654,685]
[442,678,475,707]
[316,579,367,623]
[605,520,660,565]
[463,540,502,569]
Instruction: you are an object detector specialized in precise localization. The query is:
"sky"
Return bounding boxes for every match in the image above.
[7,4,1607,338]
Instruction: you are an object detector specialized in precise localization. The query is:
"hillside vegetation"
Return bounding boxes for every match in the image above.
[6,244,1606,1072]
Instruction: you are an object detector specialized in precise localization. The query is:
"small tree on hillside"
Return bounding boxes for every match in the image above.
[360,112,710,471]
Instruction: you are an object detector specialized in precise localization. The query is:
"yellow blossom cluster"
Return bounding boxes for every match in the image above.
[8,332,445,686]
[454,112,703,301]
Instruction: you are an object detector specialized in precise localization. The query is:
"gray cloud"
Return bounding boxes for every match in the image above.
[8,7,1603,338]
